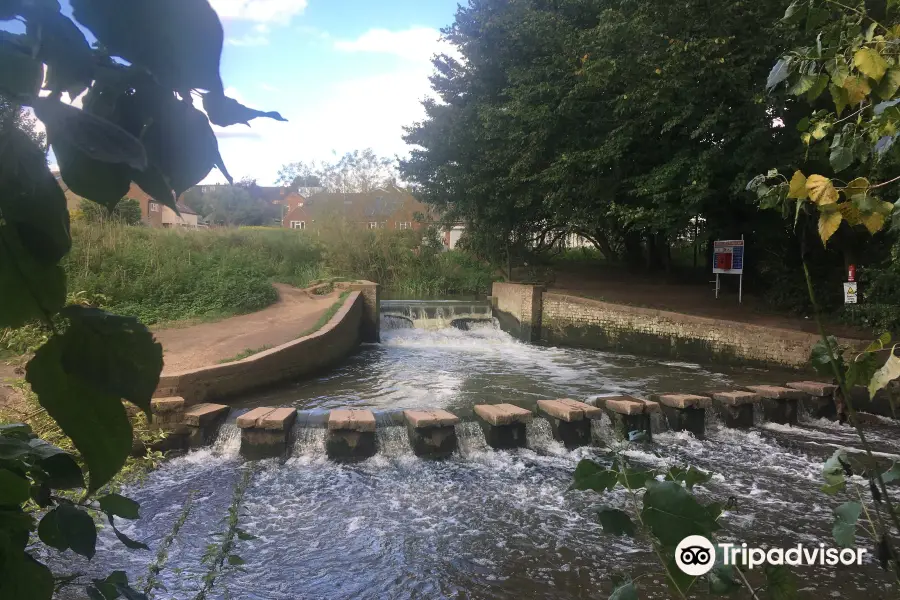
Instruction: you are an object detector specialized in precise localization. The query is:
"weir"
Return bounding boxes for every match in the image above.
[380,299,493,330]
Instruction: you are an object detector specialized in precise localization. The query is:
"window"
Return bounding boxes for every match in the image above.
[290,221,306,230]
[149,202,159,212]
[368,222,378,229]
[397,222,412,230]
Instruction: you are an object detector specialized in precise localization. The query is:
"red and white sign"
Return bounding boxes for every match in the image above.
[713,239,744,275]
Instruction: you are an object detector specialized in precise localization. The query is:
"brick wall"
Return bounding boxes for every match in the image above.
[540,293,862,369]
[491,282,543,342]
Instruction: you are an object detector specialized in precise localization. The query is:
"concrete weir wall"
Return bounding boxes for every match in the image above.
[155,286,375,405]
[492,283,860,369]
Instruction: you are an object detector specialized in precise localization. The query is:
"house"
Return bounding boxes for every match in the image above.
[281,185,431,231]
[58,175,199,228]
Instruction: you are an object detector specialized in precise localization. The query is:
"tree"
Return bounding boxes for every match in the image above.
[0,1,285,597]
[0,93,45,150]
[202,185,280,226]
[79,197,143,225]
[278,148,397,193]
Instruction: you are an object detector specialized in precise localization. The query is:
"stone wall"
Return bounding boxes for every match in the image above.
[540,293,861,369]
[155,292,364,405]
[491,282,543,342]
[350,281,380,343]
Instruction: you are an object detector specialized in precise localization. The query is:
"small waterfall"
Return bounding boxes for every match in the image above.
[649,411,668,435]
[212,423,241,457]
[375,425,412,457]
[525,418,567,454]
[382,315,413,330]
[455,421,489,456]
[292,426,327,457]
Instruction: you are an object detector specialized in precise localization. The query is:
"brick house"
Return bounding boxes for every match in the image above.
[59,175,199,228]
[281,185,431,231]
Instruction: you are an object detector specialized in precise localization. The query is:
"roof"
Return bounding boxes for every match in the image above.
[175,202,198,216]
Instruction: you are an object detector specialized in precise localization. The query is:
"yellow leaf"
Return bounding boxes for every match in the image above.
[860,211,886,233]
[811,122,829,140]
[844,76,872,106]
[843,177,870,200]
[818,211,843,243]
[807,174,839,205]
[801,132,812,145]
[787,171,808,199]
[830,84,849,116]
[854,48,888,82]
[839,202,862,226]
[880,200,896,214]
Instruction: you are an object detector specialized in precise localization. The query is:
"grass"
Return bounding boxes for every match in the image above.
[217,345,274,364]
[297,291,351,338]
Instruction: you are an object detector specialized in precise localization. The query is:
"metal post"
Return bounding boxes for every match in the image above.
[716,273,720,299]
[739,234,744,304]
[739,273,743,304]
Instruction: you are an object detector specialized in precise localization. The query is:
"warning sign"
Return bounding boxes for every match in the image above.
[843,282,858,304]
[713,240,744,274]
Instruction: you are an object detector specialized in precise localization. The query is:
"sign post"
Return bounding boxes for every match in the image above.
[713,237,745,303]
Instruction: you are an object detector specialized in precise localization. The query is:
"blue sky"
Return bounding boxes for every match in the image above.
[35,0,462,184]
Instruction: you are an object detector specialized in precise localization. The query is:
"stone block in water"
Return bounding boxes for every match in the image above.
[404,409,460,458]
[474,403,533,449]
[238,407,297,459]
[183,403,229,447]
[595,395,657,441]
[536,399,601,449]
[150,396,185,427]
[710,391,759,429]
[651,394,710,439]
[785,380,838,420]
[747,385,805,426]
[326,409,377,460]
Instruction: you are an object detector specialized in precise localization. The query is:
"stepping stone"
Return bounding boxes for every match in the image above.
[183,403,229,447]
[237,407,277,429]
[474,404,533,449]
[651,394,712,439]
[259,408,297,431]
[150,397,185,427]
[710,391,760,428]
[597,395,656,441]
[785,381,836,397]
[537,399,602,449]
[786,381,838,420]
[327,409,377,460]
[404,409,460,458]
[747,385,806,426]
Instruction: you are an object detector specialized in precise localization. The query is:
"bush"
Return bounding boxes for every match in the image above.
[78,197,143,225]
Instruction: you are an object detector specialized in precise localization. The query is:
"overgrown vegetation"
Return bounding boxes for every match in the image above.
[217,345,273,364]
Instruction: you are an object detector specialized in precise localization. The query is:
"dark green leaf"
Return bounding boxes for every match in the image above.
[37,508,68,551]
[98,493,140,520]
[829,145,854,173]
[235,528,257,541]
[832,501,861,547]
[56,503,97,558]
[807,74,830,102]
[54,139,132,210]
[0,127,71,265]
[0,423,33,439]
[782,0,807,24]
[30,482,51,507]
[70,0,224,93]
[617,468,653,489]
[609,580,637,600]
[114,583,149,600]
[0,436,33,460]
[60,306,163,413]
[640,481,720,547]
[796,117,809,132]
[227,554,246,566]
[131,165,177,213]
[0,468,30,505]
[0,40,43,99]
[29,440,84,489]
[0,548,54,600]
[806,6,829,31]
[0,507,35,547]
[666,466,712,490]
[707,546,741,594]
[571,459,618,492]
[0,224,67,328]
[597,508,636,537]
[30,10,94,98]
[33,97,148,170]
[766,58,792,91]
[27,336,133,493]
[809,337,843,378]
[108,515,149,550]
[879,462,900,484]
[846,353,880,389]
[142,99,230,196]
[202,92,287,127]
[663,551,698,596]
[764,564,798,599]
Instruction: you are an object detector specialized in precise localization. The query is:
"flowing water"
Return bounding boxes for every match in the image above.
[54,302,900,599]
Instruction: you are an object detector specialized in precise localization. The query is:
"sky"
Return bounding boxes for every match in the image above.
[25,0,462,185]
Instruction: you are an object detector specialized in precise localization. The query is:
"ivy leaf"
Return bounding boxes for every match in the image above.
[764,565,798,600]
[597,508,636,537]
[26,336,133,494]
[818,210,843,244]
[0,469,30,505]
[875,69,900,100]
[665,466,712,490]
[806,174,839,205]
[609,580,637,600]
[640,481,720,547]
[854,48,888,82]
[766,58,792,90]
[33,97,148,170]
[202,92,287,127]
[55,504,97,559]
[843,76,872,106]
[0,40,44,99]
[832,501,861,547]
[830,84,849,116]
[571,459,618,492]
[829,146,854,173]
[70,0,225,93]
[98,493,141,520]
[869,348,900,399]
[59,306,163,414]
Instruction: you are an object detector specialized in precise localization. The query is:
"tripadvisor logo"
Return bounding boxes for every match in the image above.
[675,535,867,576]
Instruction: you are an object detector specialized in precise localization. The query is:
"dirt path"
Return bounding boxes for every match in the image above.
[154,283,342,373]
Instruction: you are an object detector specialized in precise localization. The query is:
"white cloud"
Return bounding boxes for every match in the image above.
[209,0,308,23]
[334,27,458,62]
[226,33,270,46]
